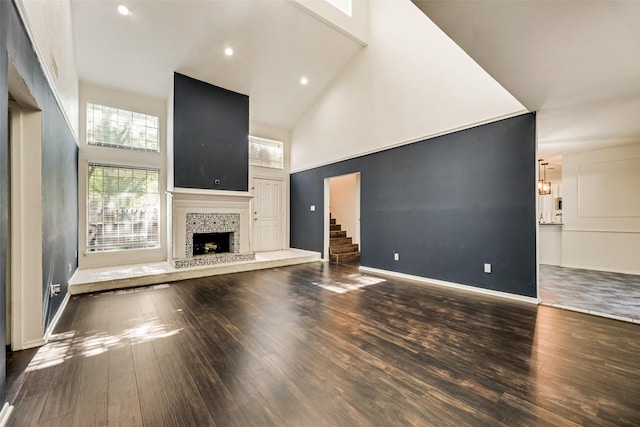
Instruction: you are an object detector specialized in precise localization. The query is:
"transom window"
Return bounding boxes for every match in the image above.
[87,164,160,252]
[249,135,284,170]
[87,103,159,152]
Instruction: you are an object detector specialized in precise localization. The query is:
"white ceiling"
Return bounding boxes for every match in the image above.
[412,0,640,169]
[71,0,363,130]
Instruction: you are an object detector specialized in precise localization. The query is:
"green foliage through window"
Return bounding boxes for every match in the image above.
[87,103,159,151]
[88,164,160,252]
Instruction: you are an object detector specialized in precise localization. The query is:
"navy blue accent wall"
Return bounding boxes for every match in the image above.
[0,0,79,399]
[291,113,536,297]
[173,73,249,191]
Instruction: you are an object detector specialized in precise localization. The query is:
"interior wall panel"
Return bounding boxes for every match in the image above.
[291,113,537,297]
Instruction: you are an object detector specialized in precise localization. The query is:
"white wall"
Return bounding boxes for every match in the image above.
[290,0,526,172]
[18,0,79,137]
[562,143,640,274]
[330,173,359,244]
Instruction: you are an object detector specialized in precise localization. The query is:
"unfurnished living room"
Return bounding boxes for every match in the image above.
[1,0,639,426]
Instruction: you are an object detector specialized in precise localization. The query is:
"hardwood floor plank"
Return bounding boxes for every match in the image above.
[107,346,143,427]
[72,352,109,426]
[6,263,640,426]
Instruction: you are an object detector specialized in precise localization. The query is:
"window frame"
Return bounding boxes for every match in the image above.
[86,163,161,253]
[78,85,167,268]
[249,135,284,170]
[86,102,160,152]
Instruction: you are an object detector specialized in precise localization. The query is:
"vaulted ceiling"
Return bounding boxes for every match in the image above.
[71,0,363,130]
[72,0,640,167]
[412,0,640,168]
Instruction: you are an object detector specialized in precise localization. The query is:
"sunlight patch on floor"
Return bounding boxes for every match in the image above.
[26,317,183,372]
[311,274,386,294]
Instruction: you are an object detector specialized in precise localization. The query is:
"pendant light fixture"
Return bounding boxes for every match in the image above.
[537,159,544,192]
[538,160,551,195]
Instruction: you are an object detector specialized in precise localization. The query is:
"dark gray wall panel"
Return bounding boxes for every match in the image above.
[173,73,249,191]
[1,0,78,388]
[291,113,537,297]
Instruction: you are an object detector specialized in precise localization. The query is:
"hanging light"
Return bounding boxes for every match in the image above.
[537,159,545,192]
[539,161,551,195]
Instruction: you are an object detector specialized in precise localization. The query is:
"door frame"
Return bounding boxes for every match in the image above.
[324,172,361,260]
[8,61,45,350]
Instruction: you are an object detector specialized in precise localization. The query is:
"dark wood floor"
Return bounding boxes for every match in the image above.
[7,262,640,426]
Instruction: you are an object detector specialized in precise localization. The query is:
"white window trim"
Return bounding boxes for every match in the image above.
[78,83,167,268]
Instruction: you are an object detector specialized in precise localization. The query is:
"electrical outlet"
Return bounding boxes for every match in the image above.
[310,205,316,211]
[50,283,61,298]
[394,253,399,261]
[484,263,492,274]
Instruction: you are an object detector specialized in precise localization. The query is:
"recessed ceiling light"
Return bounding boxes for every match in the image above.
[300,77,309,85]
[224,47,234,57]
[117,4,130,16]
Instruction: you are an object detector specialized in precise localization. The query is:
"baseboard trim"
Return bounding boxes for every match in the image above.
[20,337,46,350]
[359,266,539,305]
[44,291,71,342]
[0,402,14,427]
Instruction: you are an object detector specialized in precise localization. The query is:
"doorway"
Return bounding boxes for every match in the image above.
[7,61,45,350]
[252,177,285,252]
[324,173,361,263]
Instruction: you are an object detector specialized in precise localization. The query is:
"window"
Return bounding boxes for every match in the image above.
[87,164,159,252]
[249,136,284,169]
[325,0,352,16]
[87,103,159,152]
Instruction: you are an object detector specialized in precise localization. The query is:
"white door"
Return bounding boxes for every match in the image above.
[253,178,284,252]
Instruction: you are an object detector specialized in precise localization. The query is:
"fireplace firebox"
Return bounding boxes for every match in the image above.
[193,232,232,255]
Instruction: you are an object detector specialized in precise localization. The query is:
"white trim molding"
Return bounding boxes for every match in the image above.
[0,402,15,427]
[44,291,71,342]
[359,266,539,305]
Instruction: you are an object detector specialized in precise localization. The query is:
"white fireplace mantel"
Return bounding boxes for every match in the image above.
[170,189,253,261]
[169,187,253,200]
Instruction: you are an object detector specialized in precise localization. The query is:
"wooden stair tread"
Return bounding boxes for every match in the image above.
[328,215,359,264]
[329,252,360,263]
[330,237,352,246]
[329,244,359,255]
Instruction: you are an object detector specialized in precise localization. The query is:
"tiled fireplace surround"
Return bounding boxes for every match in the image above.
[171,191,255,268]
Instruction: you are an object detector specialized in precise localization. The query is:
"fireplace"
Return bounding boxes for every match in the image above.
[193,232,232,255]
[170,192,256,268]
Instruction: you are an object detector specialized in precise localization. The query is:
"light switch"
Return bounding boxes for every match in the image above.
[484,263,492,274]
[394,253,399,261]
[310,205,316,211]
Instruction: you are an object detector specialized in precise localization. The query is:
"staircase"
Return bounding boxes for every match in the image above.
[329,216,360,263]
